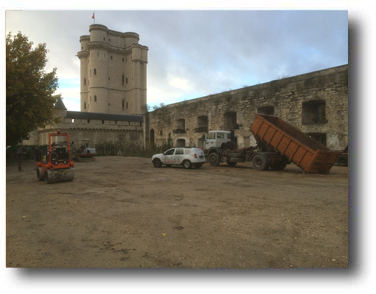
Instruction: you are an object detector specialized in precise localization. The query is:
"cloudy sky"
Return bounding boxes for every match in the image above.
[5,7,348,112]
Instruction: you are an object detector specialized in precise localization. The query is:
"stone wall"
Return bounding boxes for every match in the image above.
[145,65,348,151]
[24,111,143,148]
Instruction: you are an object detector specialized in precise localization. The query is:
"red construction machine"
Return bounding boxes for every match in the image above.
[36,130,75,184]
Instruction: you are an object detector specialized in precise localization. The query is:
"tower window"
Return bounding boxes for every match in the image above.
[122,100,125,110]
[94,95,97,102]
[84,78,86,85]
[126,102,128,109]
[87,119,90,123]
[94,68,97,75]
[122,58,124,62]
[122,74,125,85]
[84,102,86,109]
[111,56,113,60]
[102,120,105,124]
[126,78,128,84]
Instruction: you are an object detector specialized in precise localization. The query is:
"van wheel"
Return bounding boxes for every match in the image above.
[209,153,220,166]
[183,160,192,169]
[252,154,269,171]
[153,159,162,168]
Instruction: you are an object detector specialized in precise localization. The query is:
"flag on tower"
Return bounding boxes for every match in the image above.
[92,12,95,23]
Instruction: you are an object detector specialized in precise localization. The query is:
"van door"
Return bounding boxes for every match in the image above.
[174,148,184,164]
[162,148,175,164]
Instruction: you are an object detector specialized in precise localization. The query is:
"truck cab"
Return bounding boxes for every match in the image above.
[204,131,232,150]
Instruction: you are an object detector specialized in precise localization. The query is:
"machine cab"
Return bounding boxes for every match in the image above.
[204,131,232,150]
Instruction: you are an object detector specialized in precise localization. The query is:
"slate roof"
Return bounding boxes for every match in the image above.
[54,98,67,110]
[65,111,143,122]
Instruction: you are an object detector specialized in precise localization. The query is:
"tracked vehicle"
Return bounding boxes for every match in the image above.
[36,130,75,184]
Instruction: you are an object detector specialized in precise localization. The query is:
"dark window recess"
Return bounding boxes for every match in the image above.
[173,119,186,134]
[122,100,125,110]
[122,75,125,85]
[126,78,128,84]
[126,102,128,109]
[224,112,237,131]
[94,68,97,75]
[302,100,327,125]
[94,95,97,102]
[307,133,327,146]
[84,78,86,85]
[257,106,274,115]
[102,120,105,124]
[87,119,90,123]
[195,116,208,132]
[84,102,86,109]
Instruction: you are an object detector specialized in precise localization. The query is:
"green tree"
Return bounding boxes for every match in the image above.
[6,32,61,146]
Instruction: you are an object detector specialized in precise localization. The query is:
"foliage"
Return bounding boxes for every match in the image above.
[6,32,61,146]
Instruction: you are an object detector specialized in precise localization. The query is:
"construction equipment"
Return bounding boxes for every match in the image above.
[72,139,97,161]
[204,114,341,174]
[36,130,75,184]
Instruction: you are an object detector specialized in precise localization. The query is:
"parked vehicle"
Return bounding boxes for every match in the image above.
[36,130,75,184]
[204,113,341,174]
[152,147,205,169]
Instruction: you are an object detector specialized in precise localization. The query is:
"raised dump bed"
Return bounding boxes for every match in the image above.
[250,113,341,174]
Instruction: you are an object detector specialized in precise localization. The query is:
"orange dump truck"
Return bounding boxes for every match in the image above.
[250,114,341,174]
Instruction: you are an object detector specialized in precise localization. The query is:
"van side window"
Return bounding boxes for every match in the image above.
[165,149,175,155]
[217,133,224,139]
[175,149,184,155]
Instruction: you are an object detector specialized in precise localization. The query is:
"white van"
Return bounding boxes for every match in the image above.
[152,147,205,169]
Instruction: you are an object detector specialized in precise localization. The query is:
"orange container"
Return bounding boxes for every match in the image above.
[250,114,341,173]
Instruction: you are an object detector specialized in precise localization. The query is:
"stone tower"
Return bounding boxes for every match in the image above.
[77,24,148,115]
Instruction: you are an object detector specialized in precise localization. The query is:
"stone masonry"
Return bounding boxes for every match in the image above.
[145,64,348,151]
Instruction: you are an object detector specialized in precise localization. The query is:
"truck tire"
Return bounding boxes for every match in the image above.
[209,153,220,166]
[252,154,269,171]
[336,154,348,167]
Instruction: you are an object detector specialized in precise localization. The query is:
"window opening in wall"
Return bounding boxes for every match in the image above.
[174,119,186,133]
[122,74,125,85]
[111,56,113,60]
[176,139,186,147]
[115,121,118,125]
[72,119,75,124]
[126,102,128,109]
[84,102,86,109]
[302,100,327,125]
[122,58,124,62]
[224,112,237,131]
[102,120,105,124]
[94,68,97,75]
[257,106,275,115]
[87,119,90,123]
[122,100,125,110]
[160,130,163,136]
[84,78,86,85]
[126,78,128,84]
[307,133,327,146]
[94,95,97,102]
[195,116,208,132]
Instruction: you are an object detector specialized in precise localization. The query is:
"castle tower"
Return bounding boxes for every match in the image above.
[77,24,148,115]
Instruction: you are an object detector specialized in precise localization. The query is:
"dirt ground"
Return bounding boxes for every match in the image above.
[6,156,349,269]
